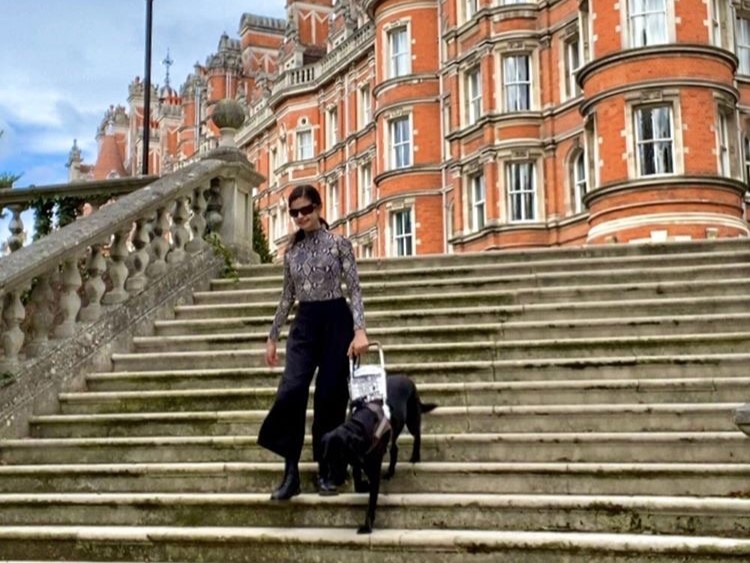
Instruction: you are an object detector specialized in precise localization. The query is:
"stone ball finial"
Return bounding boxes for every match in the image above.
[211,99,246,130]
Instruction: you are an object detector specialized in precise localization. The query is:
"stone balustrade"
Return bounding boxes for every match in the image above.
[0,150,263,374]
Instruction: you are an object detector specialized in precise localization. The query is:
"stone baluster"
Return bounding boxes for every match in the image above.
[102,229,130,305]
[147,207,170,278]
[126,219,150,293]
[186,185,208,252]
[25,274,55,357]
[7,204,26,252]
[79,244,107,322]
[167,196,189,264]
[205,180,224,235]
[2,290,26,366]
[53,258,82,339]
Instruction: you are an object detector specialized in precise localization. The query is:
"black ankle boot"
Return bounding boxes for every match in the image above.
[317,462,339,496]
[270,459,300,501]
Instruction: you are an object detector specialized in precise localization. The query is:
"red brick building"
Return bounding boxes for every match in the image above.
[81,0,750,259]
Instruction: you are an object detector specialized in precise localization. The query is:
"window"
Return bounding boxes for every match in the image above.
[745,135,750,184]
[390,116,412,169]
[465,67,483,125]
[564,35,582,99]
[711,0,731,49]
[327,181,340,221]
[571,150,587,214]
[359,162,372,207]
[718,112,731,176]
[464,0,478,20]
[507,162,536,222]
[628,0,667,48]
[392,209,414,256]
[635,105,674,176]
[279,137,288,165]
[358,84,372,128]
[469,173,486,230]
[361,242,374,259]
[504,55,531,111]
[327,106,339,149]
[737,17,750,75]
[296,130,313,160]
[388,26,410,78]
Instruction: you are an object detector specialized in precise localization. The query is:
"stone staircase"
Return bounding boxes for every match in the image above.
[2,239,750,561]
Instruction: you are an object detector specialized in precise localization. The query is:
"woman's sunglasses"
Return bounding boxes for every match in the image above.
[289,204,316,218]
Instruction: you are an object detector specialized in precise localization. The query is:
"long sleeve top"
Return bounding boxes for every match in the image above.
[268,228,366,341]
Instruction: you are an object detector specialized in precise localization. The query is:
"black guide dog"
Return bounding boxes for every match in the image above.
[321,374,438,534]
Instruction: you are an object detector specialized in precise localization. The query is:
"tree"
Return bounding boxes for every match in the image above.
[0,130,21,189]
[253,204,272,263]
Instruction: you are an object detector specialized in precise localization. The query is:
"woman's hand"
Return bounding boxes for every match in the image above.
[265,338,278,367]
[347,329,369,358]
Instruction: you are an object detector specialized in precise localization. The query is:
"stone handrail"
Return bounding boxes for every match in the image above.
[0,176,158,252]
[0,151,262,371]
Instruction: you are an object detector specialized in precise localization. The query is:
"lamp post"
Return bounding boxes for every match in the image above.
[142,0,154,175]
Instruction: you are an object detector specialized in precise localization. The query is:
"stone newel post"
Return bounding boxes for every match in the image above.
[207,99,265,264]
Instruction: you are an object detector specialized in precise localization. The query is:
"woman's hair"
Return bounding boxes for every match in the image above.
[289,184,329,246]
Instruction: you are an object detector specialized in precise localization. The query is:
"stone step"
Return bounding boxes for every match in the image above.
[136,315,750,352]
[112,334,750,371]
[186,278,750,310]
[223,248,750,286]
[153,310,750,341]
[100,353,750,386]
[56,378,750,415]
[220,255,750,292]
[234,239,750,275]
[0,432,746,465]
[29,403,740,439]
[1,492,750,538]
[199,262,750,302]
[1,526,749,563]
[169,294,750,324]
[1,461,749,497]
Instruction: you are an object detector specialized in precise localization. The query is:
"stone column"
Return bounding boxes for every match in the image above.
[205,99,266,264]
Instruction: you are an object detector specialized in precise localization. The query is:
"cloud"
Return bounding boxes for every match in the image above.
[0,0,288,187]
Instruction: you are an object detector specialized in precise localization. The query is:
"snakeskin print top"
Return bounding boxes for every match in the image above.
[269,228,365,341]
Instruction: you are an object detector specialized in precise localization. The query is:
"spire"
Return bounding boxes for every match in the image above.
[162,48,174,88]
[66,139,82,167]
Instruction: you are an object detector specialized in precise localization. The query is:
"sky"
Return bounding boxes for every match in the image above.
[0,0,286,188]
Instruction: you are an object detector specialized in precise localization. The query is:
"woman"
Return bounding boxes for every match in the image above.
[258,184,369,500]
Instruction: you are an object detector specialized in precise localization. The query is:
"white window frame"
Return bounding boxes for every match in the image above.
[361,241,374,259]
[465,66,483,125]
[279,137,288,165]
[737,16,750,75]
[571,150,588,214]
[564,34,582,100]
[718,112,731,177]
[326,106,339,149]
[391,208,414,256]
[389,115,412,169]
[269,147,279,186]
[506,161,537,222]
[628,0,668,48]
[744,134,750,184]
[359,162,373,207]
[469,172,486,231]
[358,84,372,128]
[634,105,674,177]
[388,26,411,79]
[503,54,531,112]
[296,129,313,160]
[327,180,340,222]
[464,0,478,21]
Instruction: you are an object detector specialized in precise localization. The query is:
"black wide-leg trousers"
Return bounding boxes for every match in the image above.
[258,297,353,463]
